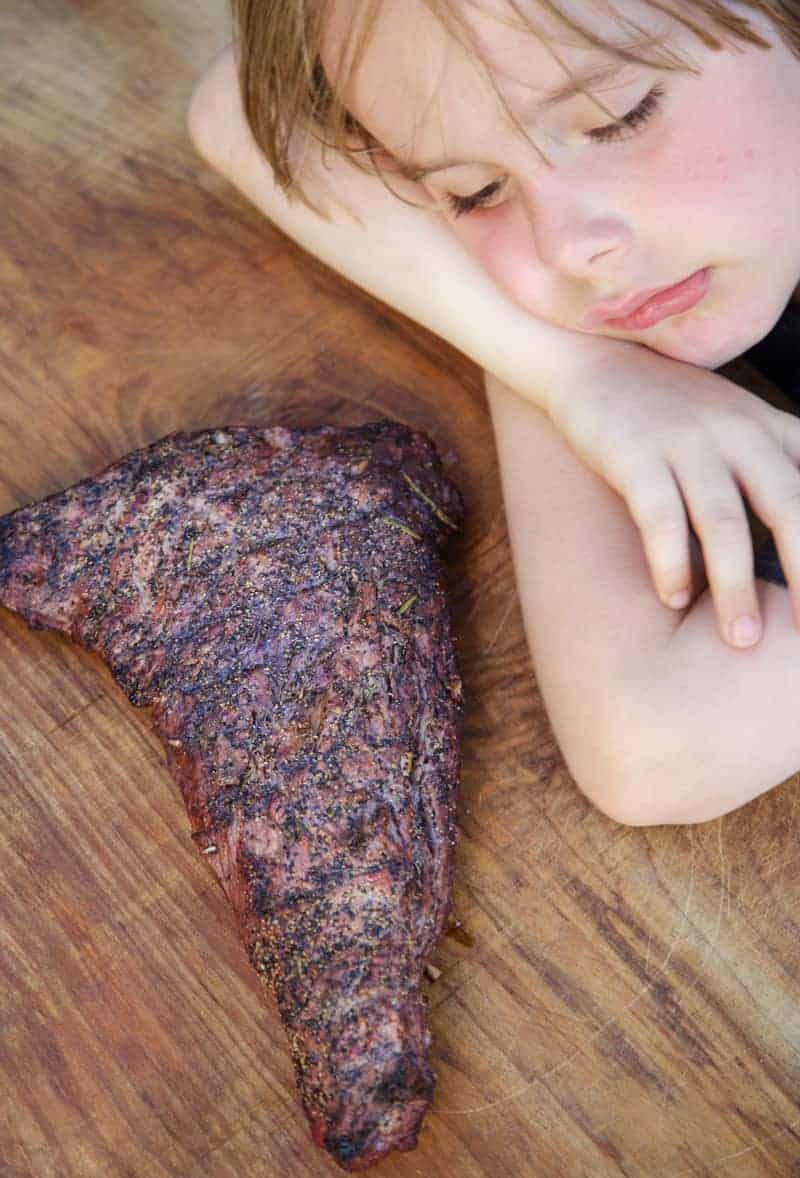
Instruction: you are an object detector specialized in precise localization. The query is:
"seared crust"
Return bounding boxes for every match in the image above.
[0,421,464,1170]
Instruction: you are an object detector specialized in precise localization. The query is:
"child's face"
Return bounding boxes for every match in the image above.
[322,0,800,368]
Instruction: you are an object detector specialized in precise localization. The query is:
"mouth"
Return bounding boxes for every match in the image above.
[586,268,713,331]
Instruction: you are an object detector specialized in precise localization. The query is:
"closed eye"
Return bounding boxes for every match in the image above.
[586,83,665,144]
[445,84,666,218]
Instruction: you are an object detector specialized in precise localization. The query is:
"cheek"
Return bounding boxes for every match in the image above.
[444,112,765,313]
[656,123,742,205]
[452,209,548,309]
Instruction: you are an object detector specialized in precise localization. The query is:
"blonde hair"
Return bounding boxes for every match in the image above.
[229,1,800,218]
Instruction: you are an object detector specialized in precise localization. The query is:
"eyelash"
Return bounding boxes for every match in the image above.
[445,84,666,218]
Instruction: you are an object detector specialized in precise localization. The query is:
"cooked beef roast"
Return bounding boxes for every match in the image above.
[0,421,464,1171]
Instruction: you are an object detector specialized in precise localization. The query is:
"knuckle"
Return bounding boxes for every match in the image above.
[631,500,683,535]
[600,436,650,481]
[647,509,685,537]
[699,499,744,530]
[623,483,681,530]
[675,424,711,455]
[721,415,769,447]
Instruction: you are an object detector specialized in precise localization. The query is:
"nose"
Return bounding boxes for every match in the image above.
[518,172,632,273]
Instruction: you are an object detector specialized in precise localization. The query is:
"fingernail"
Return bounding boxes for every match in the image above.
[668,590,690,609]
[731,615,761,646]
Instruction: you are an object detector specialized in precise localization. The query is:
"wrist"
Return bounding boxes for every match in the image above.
[476,304,643,419]
[546,327,640,390]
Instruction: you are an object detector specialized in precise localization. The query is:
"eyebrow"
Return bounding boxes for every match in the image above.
[395,61,629,180]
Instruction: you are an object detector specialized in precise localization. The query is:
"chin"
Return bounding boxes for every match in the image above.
[620,300,784,370]
[639,334,740,369]
[587,322,723,367]
[590,266,798,370]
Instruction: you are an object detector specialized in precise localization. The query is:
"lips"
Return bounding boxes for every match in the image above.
[584,268,712,330]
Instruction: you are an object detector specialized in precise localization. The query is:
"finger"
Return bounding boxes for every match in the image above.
[765,404,800,450]
[608,450,694,609]
[773,408,800,475]
[725,434,800,631]
[669,448,761,648]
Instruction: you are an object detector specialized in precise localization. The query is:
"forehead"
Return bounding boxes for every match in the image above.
[321,0,680,158]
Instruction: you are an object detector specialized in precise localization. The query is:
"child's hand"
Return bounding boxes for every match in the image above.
[545,342,800,649]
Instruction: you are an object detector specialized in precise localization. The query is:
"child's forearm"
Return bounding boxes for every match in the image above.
[187,44,629,414]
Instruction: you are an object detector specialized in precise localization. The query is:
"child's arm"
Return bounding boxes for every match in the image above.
[186,44,624,413]
[187,45,800,826]
[188,45,800,659]
[486,371,800,828]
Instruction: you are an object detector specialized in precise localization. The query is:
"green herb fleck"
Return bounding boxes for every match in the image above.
[398,594,418,615]
[187,536,196,572]
[382,516,422,541]
[402,472,458,530]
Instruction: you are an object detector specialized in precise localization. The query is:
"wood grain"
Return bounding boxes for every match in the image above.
[2,2,800,1176]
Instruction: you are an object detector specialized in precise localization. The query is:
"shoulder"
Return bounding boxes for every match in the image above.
[186,43,248,169]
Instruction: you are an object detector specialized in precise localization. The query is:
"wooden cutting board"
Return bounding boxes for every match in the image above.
[2,3,800,1176]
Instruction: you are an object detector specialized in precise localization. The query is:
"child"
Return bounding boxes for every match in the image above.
[186,0,800,828]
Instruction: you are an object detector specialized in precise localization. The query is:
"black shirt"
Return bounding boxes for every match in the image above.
[736,300,800,584]
[738,299,800,410]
